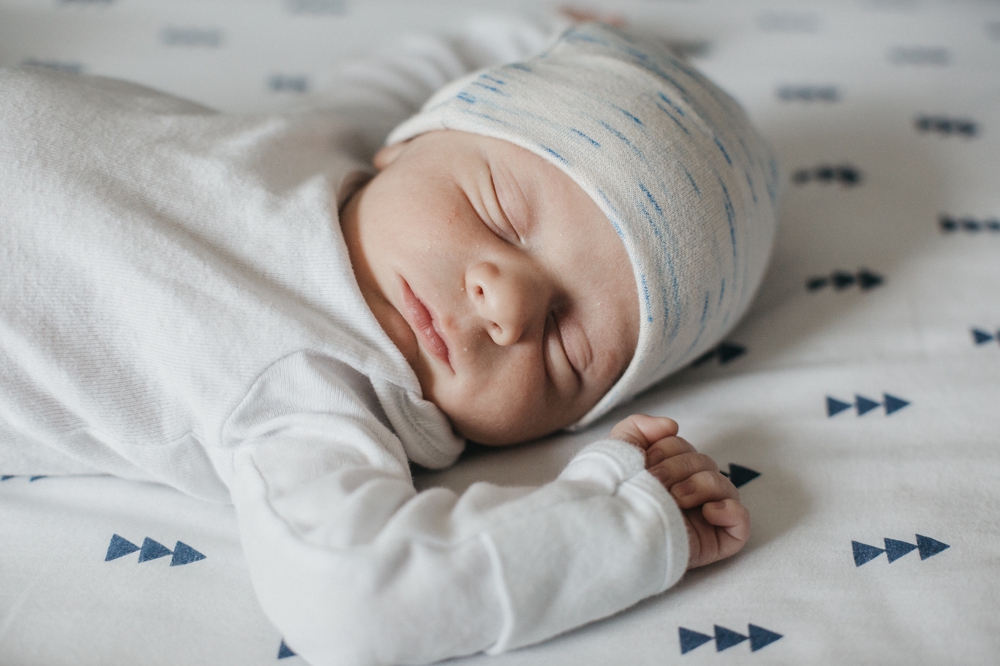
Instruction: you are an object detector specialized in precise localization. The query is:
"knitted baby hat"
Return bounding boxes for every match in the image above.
[387,22,780,427]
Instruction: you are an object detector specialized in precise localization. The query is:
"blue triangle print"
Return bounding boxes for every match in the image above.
[692,349,717,367]
[29,475,47,481]
[748,624,783,651]
[679,627,712,654]
[278,639,297,659]
[832,271,856,289]
[857,270,883,290]
[883,394,909,415]
[138,537,172,563]
[855,395,880,415]
[852,540,885,566]
[916,534,950,560]
[806,276,828,291]
[972,328,994,344]
[727,464,761,488]
[716,342,746,364]
[105,534,140,561]
[827,397,852,417]
[884,538,917,563]
[714,625,748,651]
[170,541,206,566]
[1,475,14,481]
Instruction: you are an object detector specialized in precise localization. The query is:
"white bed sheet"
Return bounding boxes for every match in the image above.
[2,0,999,663]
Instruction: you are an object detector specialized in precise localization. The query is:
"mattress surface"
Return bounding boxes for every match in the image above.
[1,0,999,663]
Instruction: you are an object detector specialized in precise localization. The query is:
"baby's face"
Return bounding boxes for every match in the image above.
[340,130,638,445]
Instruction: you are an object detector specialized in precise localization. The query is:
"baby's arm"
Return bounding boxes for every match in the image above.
[222,353,689,666]
[609,414,751,569]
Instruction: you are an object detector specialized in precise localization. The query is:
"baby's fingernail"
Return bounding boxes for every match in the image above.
[672,482,694,498]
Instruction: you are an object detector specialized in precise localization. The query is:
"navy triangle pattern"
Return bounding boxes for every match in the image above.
[714,625,748,651]
[104,534,206,566]
[827,393,910,417]
[853,535,949,566]
[827,397,852,416]
[884,538,918,562]
[105,534,141,561]
[852,540,885,566]
[278,639,297,659]
[139,537,172,562]
[917,534,950,559]
[748,624,784,651]
[883,394,909,414]
[940,214,999,232]
[719,463,761,488]
[0,475,48,482]
[855,394,881,415]
[833,271,855,289]
[971,328,999,345]
[716,343,746,364]
[806,269,882,291]
[692,341,747,367]
[171,541,207,566]
[679,628,713,654]
[679,624,782,654]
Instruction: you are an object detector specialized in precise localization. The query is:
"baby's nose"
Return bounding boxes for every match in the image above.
[465,261,542,346]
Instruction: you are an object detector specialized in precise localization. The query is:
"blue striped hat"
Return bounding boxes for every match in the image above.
[387,22,780,427]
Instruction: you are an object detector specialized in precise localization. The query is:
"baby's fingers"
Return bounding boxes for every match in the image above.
[703,499,751,549]
[560,7,627,27]
[610,414,679,450]
[645,435,696,468]
[670,470,739,510]
[647,449,717,488]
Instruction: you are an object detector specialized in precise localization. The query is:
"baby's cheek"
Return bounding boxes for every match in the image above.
[441,360,560,446]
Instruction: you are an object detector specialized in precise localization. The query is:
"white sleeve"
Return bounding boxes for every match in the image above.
[220,354,688,666]
[296,13,568,158]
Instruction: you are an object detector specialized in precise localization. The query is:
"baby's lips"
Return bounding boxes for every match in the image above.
[400,278,452,369]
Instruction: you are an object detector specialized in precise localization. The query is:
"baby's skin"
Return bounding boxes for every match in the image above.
[610,414,750,569]
[343,128,750,569]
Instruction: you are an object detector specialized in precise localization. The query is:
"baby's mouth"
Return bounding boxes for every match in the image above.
[400,278,452,371]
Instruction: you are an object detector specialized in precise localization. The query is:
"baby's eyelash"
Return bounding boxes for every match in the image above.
[488,169,522,244]
[551,311,579,375]
[483,214,517,245]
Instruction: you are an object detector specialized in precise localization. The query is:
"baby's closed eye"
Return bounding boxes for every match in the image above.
[488,160,531,244]
[554,310,592,378]
[544,312,582,391]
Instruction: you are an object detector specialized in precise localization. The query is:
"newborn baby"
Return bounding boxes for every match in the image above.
[0,22,778,666]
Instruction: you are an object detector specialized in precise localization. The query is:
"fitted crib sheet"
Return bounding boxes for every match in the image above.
[2,0,999,664]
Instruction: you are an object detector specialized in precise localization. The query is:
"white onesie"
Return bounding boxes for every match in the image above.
[0,23,688,666]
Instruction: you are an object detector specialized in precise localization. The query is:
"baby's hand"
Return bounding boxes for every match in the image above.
[558,6,626,27]
[609,414,750,570]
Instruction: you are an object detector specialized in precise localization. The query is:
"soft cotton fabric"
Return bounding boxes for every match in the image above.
[0,65,688,665]
[4,3,1000,665]
[388,23,781,425]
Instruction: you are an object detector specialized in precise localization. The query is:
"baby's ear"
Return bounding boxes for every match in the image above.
[373,140,410,171]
